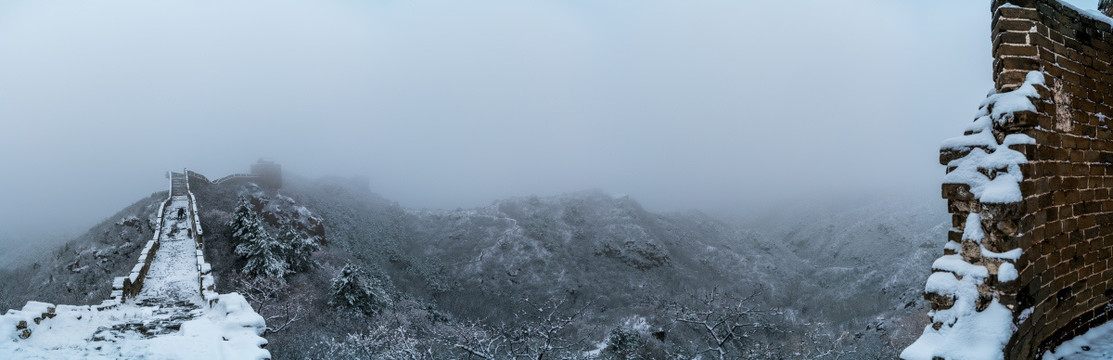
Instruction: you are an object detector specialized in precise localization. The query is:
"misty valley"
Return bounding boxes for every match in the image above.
[0,167,945,359]
[10,0,1113,358]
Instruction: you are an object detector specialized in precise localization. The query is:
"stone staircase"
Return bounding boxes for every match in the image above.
[170,172,188,197]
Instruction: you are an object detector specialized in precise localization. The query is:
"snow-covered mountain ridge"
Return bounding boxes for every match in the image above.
[1,176,947,358]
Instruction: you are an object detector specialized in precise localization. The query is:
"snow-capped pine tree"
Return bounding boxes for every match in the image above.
[1103,0,1113,17]
[228,196,259,247]
[328,263,392,315]
[277,223,320,273]
[229,196,289,277]
[329,263,370,311]
[236,228,289,278]
[605,325,644,359]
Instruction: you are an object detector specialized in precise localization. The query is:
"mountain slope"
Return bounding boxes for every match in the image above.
[405,190,794,321]
[2,175,946,359]
[0,192,165,310]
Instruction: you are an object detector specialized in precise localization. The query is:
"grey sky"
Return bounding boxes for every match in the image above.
[0,0,1101,242]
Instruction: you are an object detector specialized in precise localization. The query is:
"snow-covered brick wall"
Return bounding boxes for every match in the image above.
[903,70,1045,360]
[185,188,220,304]
[905,1,1113,358]
[118,194,171,301]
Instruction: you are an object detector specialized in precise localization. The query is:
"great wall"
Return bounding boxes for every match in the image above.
[6,2,1113,358]
[904,1,1113,359]
[0,170,270,359]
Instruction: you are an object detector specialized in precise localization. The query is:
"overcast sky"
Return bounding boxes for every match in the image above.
[0,0,1102,242]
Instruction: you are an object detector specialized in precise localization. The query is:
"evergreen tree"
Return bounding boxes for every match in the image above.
[277,223,320,273]
[605,326,643,359]
[328,263,392,315]
[236,229,289,278]
[229,195,289,277]
[228,196,259,247]
[1103,0,1113,17]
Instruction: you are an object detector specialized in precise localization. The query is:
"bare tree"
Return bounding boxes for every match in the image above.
[334,321,430,360]
[451,321,506,360]
[233,276,303,335]
[314,323,430,360]
[792,328,859,360]
[310,300,451,360]
[447,295,594,360]
[669,288,777,360]
[503,296,594,360]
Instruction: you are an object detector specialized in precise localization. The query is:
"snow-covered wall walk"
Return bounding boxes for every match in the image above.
[0,170,269,359]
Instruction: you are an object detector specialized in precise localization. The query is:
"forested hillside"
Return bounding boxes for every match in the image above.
[0,176,946,359]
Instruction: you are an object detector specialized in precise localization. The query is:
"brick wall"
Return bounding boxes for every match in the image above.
[963,0,1113,357]
[113,197,169,302]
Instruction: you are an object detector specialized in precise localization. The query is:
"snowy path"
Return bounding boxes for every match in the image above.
[0,179,269,359]
[139,196,202,304]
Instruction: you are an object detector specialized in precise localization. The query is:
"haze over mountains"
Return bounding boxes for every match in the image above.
[0,0,1001,253]
[0,172,947,358]
[1,0,1074,357]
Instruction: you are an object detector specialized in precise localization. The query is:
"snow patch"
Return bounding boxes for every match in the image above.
[1043,318,1113,359]
[997,262,1018,283]
[902,299,1015,360]
[982,245,1022,261]
[903,70,1044,360]
[931,255,989,279]
[1055,0,1113,26]
[964,213,985,242]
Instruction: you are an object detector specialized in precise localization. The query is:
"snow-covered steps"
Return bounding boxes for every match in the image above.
[170,172,188,197]
[138,196,203,303]
[0,294,268,359]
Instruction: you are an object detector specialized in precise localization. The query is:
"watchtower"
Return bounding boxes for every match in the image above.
[250,159,282,190]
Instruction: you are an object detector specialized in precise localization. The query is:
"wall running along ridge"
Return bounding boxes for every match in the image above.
[187,160,283,190]
[904,1,1113,359]
[184,170,219,305]
[113,173,174,302]
[1,171,212,339]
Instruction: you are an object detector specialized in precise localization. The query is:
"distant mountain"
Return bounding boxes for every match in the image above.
[404,190,793,320]
[0,174,947,359]
[737,197,948,350]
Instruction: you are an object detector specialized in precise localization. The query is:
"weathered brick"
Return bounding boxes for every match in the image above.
[997,44,1040,57]
[996,5,1040,20]
[923,2,1113,359]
